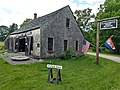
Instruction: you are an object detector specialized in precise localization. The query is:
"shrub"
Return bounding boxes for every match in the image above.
[59,48,72,60]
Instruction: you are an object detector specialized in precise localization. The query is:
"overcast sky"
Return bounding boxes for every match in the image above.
[0,0,105,27]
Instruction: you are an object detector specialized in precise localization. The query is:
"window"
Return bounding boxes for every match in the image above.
[37,43,40,48]
[48,37,53,51]
[76,41,79,51]
[66,18,70,28]
[64,40,67,51]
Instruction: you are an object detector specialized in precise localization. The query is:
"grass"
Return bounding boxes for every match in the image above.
[0,42,5,53]
[0,42,120,89]
[0,55,120,90]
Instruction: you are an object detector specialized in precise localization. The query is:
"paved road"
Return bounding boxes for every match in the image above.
[87,52,120,63]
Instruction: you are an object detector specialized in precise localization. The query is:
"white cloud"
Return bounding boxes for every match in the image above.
[75,0,104,5]
[0,0,105,27]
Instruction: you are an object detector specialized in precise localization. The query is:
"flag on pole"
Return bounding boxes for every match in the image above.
[104,36,115,50]
[82,39,90,53]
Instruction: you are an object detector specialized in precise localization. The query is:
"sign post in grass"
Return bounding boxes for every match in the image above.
[96,16,119,65]
[47,64,62,84]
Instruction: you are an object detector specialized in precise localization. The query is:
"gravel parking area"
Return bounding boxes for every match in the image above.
[0,52,44,65]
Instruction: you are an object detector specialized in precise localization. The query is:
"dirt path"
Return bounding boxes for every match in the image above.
[87,52,120,63]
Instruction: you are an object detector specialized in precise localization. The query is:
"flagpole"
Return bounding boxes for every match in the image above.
[96,21,100,65]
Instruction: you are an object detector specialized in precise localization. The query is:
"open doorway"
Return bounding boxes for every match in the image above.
[30,36,33,51]
[19,38,25,52]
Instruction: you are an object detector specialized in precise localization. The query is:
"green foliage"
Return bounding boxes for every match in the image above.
[9,23,18,34]
[74,54,81,59]
[65,48,72,59]
[90,47,96,52]
[74,8,96,47]
[59,48,72,60]
[82,29,96,46]
[0,23,18,41]
[1,55,120,90]
[20,18,32,28]
[74,8,94,27]
[0,25,9,41]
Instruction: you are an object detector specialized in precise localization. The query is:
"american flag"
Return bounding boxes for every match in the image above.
[82,39,90,53]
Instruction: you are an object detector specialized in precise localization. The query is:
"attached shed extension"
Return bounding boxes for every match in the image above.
[4,5,84,59]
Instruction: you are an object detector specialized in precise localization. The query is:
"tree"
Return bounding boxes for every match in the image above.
[20,18,32,28]
[0,23,18,41]
[74,8,96,46]
[74,8,94,27]
[9,23,18,33]
[97,0,120,54]
[0,25,9,41]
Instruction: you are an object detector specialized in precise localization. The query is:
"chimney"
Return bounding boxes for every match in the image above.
[34,13,37,19]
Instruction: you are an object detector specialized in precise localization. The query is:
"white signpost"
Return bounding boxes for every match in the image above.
[47,64,62,84]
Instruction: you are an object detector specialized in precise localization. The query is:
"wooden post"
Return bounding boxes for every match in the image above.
[96,21,100,65]
[48,68,53,82]
[95,16,119,65]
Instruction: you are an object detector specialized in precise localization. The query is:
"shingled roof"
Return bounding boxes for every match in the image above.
[11,5,70,35]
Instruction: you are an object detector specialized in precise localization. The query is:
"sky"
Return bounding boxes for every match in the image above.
[0,0,105,27]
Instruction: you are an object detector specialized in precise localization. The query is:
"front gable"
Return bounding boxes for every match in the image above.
[40,5,84,57]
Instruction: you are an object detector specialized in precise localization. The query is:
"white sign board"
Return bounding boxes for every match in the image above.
[47,64,62,69]
[100,19,117,30]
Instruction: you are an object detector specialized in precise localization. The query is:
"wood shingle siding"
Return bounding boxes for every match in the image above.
[4,5,84,59]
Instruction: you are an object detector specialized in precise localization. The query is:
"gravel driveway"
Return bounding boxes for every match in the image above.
[87,52,120,63]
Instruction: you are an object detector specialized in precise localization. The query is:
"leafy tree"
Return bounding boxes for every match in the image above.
[0,23,18,41]
[74,8,94,27]
[9,23,18,33]
[74,8,96,46]
[0,25,9,41]
[20,18,32,28]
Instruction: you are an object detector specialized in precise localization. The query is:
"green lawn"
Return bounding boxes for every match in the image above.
[0,42,5,53]
[0,55,120,90]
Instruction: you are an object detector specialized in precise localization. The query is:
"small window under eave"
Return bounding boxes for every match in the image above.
[66,18,70,28]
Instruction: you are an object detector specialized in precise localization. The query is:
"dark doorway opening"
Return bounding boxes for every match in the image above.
[19,38,25,52]
[30,36,33,51]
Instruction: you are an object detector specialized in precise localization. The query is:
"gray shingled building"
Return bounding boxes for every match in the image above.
[4,5,84,58]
